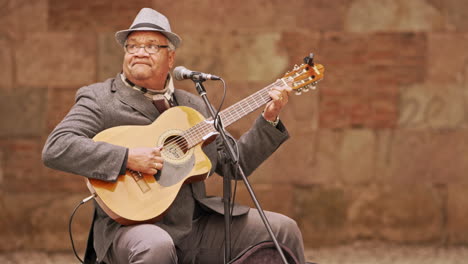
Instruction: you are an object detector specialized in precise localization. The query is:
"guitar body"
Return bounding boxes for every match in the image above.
[87,106,213,225]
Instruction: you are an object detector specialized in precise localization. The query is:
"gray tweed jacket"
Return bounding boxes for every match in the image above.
[42,74,289,261]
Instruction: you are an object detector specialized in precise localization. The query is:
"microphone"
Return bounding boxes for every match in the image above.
[173,66,221,81]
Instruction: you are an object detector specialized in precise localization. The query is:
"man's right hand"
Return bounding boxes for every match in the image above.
[127,147,164,174]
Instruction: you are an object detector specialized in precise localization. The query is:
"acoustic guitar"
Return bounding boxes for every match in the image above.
[86,54,325,225]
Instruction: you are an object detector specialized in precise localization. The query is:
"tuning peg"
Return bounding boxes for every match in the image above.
[304,53,315,66]
[311,81,318,89]
[295,88,302,95]
[303,87,310,93]
[293,64,299,70]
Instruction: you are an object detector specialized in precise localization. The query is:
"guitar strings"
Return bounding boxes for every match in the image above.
[160,82,278,154]
[159,81,282,156]
[160,80,284,156]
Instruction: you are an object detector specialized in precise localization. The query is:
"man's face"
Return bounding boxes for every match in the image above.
[123,31,175,88]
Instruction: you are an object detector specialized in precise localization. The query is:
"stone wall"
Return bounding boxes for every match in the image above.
[1,0,468,253]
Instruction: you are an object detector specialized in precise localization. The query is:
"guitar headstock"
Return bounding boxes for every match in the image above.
[281,53,325,95]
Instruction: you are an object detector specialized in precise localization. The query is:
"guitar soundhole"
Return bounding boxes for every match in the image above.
[162,135,189,160]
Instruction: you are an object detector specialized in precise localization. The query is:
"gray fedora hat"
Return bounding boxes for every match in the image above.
[115,8,181,48]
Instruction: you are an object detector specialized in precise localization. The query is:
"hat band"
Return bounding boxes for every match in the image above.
[130,23,165,31]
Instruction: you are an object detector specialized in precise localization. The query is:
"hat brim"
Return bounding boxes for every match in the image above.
[115,28,181,48]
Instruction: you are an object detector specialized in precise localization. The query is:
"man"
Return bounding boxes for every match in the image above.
[43,7,306,264]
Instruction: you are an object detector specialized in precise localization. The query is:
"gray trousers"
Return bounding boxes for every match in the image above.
[103,209,305,264]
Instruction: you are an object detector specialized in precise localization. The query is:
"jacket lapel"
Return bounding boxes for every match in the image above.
[113,76,159,120]
[173,89,199,109]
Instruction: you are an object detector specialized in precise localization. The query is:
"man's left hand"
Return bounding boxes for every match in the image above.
[263,83,293,122]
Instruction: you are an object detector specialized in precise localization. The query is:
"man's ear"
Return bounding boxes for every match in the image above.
[168,50,176,68]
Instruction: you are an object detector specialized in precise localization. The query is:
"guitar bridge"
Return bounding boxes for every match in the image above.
[128,170,151,193]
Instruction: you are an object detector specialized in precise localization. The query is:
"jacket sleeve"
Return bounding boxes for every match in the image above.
[214,114,289,178]
[42,85,127,181]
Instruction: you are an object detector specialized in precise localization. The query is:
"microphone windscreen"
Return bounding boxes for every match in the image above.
[173,66,187,81]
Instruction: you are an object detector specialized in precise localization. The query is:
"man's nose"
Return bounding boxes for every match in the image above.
[135,46,149,56]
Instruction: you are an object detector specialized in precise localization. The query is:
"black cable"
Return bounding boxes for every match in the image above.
[210,79,239,220]
[211,79,244,259]
[69,195,95,264]
[227,134,240,219]
[213,78,227,133]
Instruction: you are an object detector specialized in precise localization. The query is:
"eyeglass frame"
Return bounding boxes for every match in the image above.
[124,44,170,54]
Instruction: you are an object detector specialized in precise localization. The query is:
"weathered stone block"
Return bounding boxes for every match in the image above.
[319,91,352,129]
[30,193,94,251]
[14,33,49,88]
[369,88,399,128]
[399,82,466,129]
[235,183,295,217]
[427,33,468,84]
[295,185,350,247]
[0,149,3,188]
[0,138,87,193]
[46,88,77,134]
[347,184,382,239]
[308,130,343,184]
[447,184,468,244]
[15,33,97,88]
[348,184,445,243]
[40,165,90,193]
[286,88,320,131]
[345,0,445,32]
[204,177,295,217]
[377,130,468,185]
[339,129,376,185]
[279,31,322,68]
[322,32,427,87]
[444,0,468,31]
[367,33,428,86]
[245,128,316,186]
[0,139,43,192]
[0,35,13,91]
[0,0,47,39]
[48,0,151,32]
[295,0,348,32]
[97,33,124,81]
[176,32,288,83]
[155,0,334,33]
[47,33,97,88]
[0,88,46,137]
[293,129,375,185]
[319,33,370,89]
[0,192,93,251]
[319,32,424,128]
[378,184,443,243]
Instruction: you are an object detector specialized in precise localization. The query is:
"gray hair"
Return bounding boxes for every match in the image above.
[167,41,175,51]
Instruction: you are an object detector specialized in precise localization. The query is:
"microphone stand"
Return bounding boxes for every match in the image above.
[192,79,289,264]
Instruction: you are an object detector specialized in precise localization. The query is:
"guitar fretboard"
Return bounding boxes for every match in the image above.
[183,79,286,148]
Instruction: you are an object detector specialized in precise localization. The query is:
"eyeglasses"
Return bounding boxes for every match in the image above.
[124,44,169,54]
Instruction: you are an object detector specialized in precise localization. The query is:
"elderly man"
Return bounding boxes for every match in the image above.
[43,7,306,264]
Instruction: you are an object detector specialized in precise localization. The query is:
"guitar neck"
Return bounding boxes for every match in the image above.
[217,79,284,127]
[184,79,286,148]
